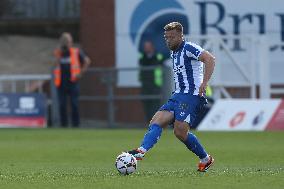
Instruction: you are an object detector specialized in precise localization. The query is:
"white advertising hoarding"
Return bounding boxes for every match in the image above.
[115,0,284,86]
[197,99,281,131]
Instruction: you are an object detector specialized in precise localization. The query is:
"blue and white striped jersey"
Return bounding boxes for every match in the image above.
[171,40,204,95]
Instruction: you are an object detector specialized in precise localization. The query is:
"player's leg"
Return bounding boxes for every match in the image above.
[128,96,175,160]
[173,94,214,171]
[128,110,174,160]
[141,110,173,151]
[174,121,214,172]
[174,121,207,159]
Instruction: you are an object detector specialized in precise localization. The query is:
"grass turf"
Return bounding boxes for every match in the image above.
[0,129,283,189]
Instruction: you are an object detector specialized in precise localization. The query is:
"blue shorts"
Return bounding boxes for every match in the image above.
[159,93,207,125]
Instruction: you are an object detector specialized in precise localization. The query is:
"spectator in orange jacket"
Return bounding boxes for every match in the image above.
[53,32,91,127]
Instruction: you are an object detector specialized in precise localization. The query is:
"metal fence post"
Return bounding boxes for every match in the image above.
[106,70,115,128]
[258,36,270,99]
[50,68,60,126]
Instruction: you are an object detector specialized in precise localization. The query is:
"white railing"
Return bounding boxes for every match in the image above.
[0,74,51,93]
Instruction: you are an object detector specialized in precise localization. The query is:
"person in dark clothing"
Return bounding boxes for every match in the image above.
[53,32,91,127]
[139,40,163,122]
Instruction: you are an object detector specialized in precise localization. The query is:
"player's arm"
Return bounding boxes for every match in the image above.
[198,51,215,96]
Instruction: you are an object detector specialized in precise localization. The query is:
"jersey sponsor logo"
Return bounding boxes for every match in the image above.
[60,57,71,64]
[174,65,184,74]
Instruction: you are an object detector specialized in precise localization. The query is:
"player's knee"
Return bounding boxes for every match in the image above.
[173,124,188,141]
[150,111,173,128]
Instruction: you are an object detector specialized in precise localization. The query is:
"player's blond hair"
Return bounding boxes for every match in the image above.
[164,22,183,33]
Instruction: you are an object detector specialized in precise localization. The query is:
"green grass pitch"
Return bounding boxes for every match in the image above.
[0,129,283,189]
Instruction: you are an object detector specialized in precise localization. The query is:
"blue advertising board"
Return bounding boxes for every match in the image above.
[0,93,47,128]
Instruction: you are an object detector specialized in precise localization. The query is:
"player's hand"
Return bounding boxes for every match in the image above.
[199,82,207,96]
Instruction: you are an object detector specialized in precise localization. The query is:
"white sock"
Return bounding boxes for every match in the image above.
[138,147,147,153]
[200,155,209,163]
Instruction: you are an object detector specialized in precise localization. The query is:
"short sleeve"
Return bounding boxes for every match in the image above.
[185,42,204,60]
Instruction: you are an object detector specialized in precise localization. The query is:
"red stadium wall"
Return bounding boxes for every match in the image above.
[80,0,115,68]
[79,0,145,124]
